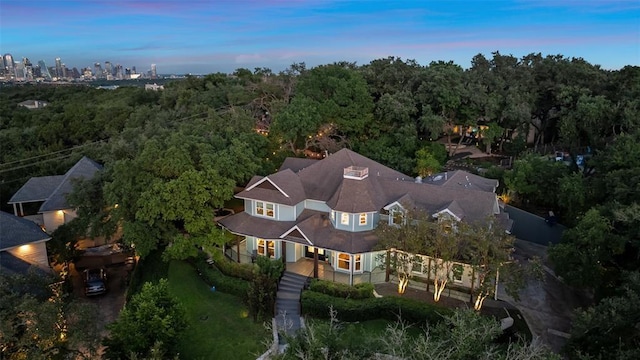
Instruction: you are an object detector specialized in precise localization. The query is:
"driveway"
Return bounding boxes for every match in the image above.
[70,252,134,356]
[498,239,591,353]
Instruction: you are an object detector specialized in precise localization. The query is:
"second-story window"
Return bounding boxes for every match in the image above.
[256,201,275,218]
[340,212,349,225]
[359,213,367,225]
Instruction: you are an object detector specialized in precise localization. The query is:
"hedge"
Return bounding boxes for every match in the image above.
[191,256,250,298]
[210,250,255,281]
[308,279,374,299]
[301,290,452,325]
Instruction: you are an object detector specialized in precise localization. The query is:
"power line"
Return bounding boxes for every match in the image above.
[0,140,104,167]
[0,153,76,174]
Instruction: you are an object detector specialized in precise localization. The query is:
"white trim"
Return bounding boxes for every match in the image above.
[255,201,276,218]
[245,177,290,198]
[340,212,349,225]
[432,209,462,222]
[280,225,313,245]
[383,201,405,211]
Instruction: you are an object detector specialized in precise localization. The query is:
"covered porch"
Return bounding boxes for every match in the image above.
[223,237,386,285]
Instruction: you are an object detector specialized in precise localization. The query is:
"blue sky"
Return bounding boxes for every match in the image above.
[1,0,639,74]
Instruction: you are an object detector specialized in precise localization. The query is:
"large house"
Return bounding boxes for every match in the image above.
[0,211,52,276]
[8,156,102,233]
[219,149,512,285]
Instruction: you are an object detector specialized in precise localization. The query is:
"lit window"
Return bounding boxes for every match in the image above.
[331,211,335,222]
[337,253,350,270]
[266,203,274,217]
[390,209,404,225]
[354,254,361,271]
[255,201,275,218]
[257,238,275,258]
[359,213,367,225]
[341,212,349,225]
[412,256,424,273]
[452,264,463,283]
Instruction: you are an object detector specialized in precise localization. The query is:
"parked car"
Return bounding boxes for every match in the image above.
[83,268,107,296]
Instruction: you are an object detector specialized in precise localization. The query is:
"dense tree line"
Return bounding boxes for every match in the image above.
[1,52,639,358]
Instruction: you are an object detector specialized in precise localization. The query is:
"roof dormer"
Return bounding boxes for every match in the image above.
[343,166,368,180]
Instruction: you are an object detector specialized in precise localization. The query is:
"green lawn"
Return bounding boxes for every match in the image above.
[168,261,270,360]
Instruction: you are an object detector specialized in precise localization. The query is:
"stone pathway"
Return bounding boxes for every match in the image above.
[275,271,307,343]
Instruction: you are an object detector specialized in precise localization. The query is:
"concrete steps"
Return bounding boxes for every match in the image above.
[275,271,308,339]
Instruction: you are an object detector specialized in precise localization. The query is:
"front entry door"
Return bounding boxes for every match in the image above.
[305,246,325,261]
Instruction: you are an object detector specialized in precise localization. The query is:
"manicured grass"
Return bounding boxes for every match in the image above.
[168,261,270,360]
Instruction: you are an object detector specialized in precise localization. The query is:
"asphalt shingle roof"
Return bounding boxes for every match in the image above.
[221,149,510,254]
[0,211,51,250]
[8,157,102,212]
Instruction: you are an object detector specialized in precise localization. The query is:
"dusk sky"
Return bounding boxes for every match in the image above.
[1,0,639,74]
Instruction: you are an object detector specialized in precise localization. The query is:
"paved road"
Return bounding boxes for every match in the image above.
[505,205,566,246]
[498,240,591,354]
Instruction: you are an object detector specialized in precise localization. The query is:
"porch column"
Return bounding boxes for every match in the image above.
[19,203,24,217]
[236,236,240,263]
[385,250,390,282]
[281,241,287,270]
[313,248,319,279]
[349,255,353,286]
[12,203,18,216]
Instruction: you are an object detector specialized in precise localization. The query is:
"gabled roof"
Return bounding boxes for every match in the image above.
[0,211,50,250]
[297,148,410,202]
[279,157,319,173]
[424,170,498,193]
[223,149,511,253]
[434,200,465,221]
[8,175,65,203]
[8,157,102,212]
[237,169,306,206]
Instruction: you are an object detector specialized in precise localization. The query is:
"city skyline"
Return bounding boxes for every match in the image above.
[1,0,639,75]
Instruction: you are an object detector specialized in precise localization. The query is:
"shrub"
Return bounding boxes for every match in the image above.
[301,290,451,325]
[191,255,249,298]
[308,279,374,299]
[210,250,255,281]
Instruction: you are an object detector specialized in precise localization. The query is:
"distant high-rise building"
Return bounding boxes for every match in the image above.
[55,57,62,78]
[38,60,52,80]
[151,63,157,79]
[22,58,33,80]
[104,61,112,76]
[94,62,103,78]
[3,53,15,78]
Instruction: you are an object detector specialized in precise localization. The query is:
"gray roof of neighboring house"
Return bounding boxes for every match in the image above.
[0,251,51,276]
[8,157,102,212]
[0,211,51,250]
[8,175,65,203]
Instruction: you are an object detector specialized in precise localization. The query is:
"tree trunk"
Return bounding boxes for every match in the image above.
[433,277,447,302]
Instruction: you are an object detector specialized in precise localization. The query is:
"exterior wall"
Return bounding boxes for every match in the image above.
[243,199,296,221]
[7,242,50,269]
[295,202,305,217]
[408,253,479,290]
[285,242,297,262]
[42,210,65,233]
[277,204,296,221]
[304,200,331,212]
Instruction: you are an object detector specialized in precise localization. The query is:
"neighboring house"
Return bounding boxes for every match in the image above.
[8,156,102,233]
[144,83,164,91]
[0,211,52,275]
[18,99,49,109]
[219,148,513,285]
